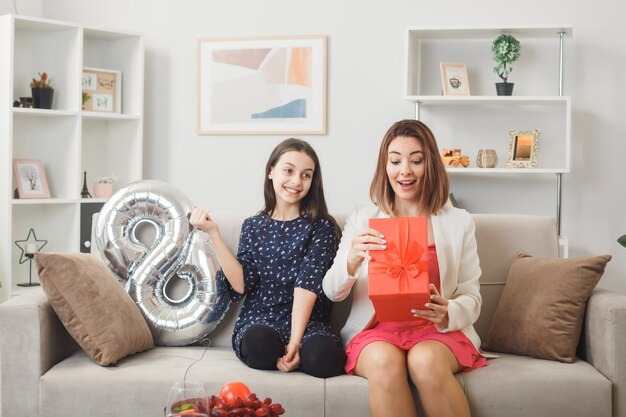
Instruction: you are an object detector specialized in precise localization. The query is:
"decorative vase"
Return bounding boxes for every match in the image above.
[31,88,54,109]
[476,149,498,168]
[93,183,113,198]
[495,82,514,96]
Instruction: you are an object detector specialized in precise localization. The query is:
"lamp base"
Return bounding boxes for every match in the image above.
[17,282,40,287]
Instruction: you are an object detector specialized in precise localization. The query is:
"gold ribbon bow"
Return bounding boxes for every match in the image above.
[370,218,428,293]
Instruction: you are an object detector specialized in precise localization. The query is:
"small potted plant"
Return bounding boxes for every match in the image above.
[82,92,91,110]
[492,34,521,96]
[93,173,118,198]
[618,234,626,248]
[30,72,54,109]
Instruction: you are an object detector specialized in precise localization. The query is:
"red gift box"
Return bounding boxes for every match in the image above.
[368,217,430,322]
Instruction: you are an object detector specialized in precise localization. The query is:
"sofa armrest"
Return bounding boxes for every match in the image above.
[584,288,626,417]
[0,288,78,417]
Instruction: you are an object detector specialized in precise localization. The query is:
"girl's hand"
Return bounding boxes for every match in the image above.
[277,342,301,373]
[411,283,450,328]
[347,228,386,276]
[189,205,218,236]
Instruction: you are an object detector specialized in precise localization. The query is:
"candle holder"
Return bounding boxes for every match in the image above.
[14,228,48,287]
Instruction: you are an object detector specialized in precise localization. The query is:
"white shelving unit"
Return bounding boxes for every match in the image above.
[0,15,144,301]
[405,25,572,255]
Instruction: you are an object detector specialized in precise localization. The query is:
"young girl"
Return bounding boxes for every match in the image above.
[190,138,346,378]
[323,120,486,416]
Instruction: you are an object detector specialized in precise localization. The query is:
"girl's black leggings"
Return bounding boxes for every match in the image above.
[239,323,346,378]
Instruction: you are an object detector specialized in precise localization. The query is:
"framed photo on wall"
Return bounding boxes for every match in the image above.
[82,68,122,113]
[198,35,327,135]
[440,62,470,96]
[13,159,50,199]
[506,129,541,168]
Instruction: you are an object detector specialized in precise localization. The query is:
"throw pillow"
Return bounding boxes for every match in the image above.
[483,252,611,363]
[36,252,154,366]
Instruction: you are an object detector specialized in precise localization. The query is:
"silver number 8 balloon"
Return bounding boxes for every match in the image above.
[95,180,230,346]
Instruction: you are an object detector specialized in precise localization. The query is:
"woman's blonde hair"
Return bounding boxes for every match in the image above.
[369,119,449,215]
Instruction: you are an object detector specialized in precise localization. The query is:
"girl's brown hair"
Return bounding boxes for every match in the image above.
[263,138,341,248]
[369,120,449,216]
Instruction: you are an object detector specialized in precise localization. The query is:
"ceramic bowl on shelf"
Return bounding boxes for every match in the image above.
[476,149,498,168]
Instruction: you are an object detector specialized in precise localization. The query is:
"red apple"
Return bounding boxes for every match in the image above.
[219,382,251,407]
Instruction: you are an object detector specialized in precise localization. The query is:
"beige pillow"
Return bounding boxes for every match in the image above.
[483,252,611,363]
[36,252,154,366]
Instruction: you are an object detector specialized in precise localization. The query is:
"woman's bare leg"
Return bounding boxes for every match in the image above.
[354,341,417,417]
[407,340,470,417]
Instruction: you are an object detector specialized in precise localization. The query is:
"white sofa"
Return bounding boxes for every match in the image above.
[1,213,625,417]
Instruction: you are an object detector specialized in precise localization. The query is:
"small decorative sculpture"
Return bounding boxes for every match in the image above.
[81,171,92,198]
[441,148,470,167]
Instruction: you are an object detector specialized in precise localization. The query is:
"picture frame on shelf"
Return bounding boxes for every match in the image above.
[197,35,327,135]
[506,129,541,168]
[82,68,121,113]
[13,159,50,199]
[440,62,470,96]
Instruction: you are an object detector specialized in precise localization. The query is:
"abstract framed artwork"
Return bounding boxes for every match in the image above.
[440,62,470,96]
[198,35,327,135]
[13,158,50,199]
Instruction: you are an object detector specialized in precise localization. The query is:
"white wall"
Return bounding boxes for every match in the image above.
[41,0,626,293]
[0,0,41,16]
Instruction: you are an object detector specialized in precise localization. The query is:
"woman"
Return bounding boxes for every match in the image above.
[191,138,346,378]
[323,120,486,416]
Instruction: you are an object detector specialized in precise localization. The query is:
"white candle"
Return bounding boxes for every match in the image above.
[24,243,37,255]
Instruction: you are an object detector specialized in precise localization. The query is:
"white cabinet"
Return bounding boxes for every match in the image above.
[0,15,144,300]
[405,26,572,251]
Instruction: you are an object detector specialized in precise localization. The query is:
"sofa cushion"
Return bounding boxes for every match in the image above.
[36,252,154,366]
[483,252,611,362]
[38,348,612,417]
[462,353,611,417]
[40,347,326,417]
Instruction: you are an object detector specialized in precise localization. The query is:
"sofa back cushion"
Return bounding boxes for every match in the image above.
[208,213,558,347]
[472,214,559,340]
[92,211,559,347]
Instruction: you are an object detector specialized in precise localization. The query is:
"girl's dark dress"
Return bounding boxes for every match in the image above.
[217,213,340,360]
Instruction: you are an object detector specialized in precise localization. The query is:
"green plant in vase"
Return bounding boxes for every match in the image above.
[96,173,119,184]
[30,72,54,109]
[82,92,91,110]
[618,234,626,248]
[492,34,521,96]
